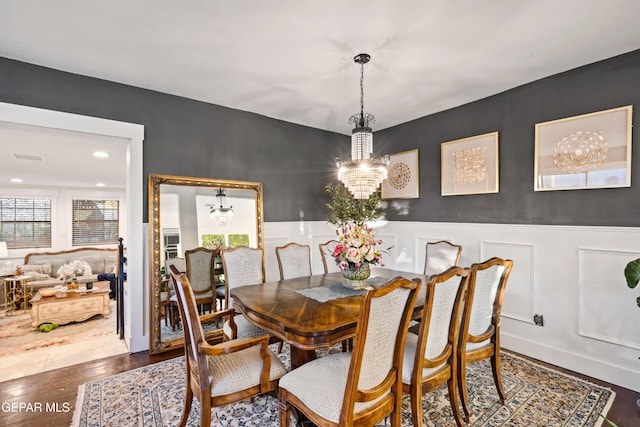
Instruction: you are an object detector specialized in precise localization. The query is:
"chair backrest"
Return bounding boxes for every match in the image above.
[275,242,312,280]
[221,246,264,310]
[185,247,215,295]
[319,239,341,274]
[460,257,513,352]
[341,276,420,424]
[165,257,186,275]
[424,240,462,277]
[406,266,469,384]
[168,265,209,391]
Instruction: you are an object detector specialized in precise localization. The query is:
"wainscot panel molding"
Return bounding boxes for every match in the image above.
[263,220,640,392]
[481,241,535,324]
[264,235,290,282]
[578,248,640,350]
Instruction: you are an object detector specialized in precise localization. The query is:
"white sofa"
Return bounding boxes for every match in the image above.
[17,247,118,291]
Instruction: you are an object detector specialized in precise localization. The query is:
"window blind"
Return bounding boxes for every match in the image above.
[72,199,119,246]
[0,197,52,249]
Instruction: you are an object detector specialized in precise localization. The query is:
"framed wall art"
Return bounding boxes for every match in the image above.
[381,149,419,199]
[441,131,499,196]
[534,105,632,191]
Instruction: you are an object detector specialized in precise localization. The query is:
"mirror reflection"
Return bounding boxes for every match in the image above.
[149,174,264,354]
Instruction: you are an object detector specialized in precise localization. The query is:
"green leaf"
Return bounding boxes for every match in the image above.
[623,258,640,289]
[325,182,383,227]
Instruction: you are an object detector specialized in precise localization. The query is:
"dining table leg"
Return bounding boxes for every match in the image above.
[289,347,316,369]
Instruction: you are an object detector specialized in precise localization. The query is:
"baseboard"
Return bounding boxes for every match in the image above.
[502,332,640,393]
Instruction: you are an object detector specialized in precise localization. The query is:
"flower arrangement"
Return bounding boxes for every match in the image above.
[57,260,92,282]
[332,224,387,272]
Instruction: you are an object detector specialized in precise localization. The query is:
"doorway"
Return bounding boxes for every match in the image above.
[0,102,146,373]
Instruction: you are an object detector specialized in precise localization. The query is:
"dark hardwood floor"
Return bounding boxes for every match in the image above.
[0,348,638,426]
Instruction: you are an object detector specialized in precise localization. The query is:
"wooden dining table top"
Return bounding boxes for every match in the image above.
[231,268,427,353]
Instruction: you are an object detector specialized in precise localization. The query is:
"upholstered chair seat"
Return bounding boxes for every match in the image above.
[278,352,363,423]
[207,344,286,397]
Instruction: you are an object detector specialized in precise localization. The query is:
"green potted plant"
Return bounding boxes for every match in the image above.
[623,259,640,308]
[325,182,383,227]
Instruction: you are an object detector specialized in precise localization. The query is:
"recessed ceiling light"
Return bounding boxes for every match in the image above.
[10,178,23,183]
[96,183,106,187]
[93,151,109,158]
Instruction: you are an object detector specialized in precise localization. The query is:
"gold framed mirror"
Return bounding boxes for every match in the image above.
[148,174,264,354]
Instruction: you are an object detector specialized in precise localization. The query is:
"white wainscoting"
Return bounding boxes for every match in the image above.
[264,220,640,392]
[480,241,535,324]
[578,248,640,350]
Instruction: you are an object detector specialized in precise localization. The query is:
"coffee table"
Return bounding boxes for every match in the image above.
[30,281,110,328]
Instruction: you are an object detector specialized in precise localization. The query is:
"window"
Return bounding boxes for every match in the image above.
[0,197,52,249]
[72,199,119,246]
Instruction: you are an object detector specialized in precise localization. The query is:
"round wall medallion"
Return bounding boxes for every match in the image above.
[388,162,411,189]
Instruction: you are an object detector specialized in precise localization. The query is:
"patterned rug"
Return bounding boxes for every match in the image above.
[72,345,614,426]
[0,301,116,357]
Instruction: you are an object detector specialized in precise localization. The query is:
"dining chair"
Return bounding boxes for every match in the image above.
[457,257,513,422]
[278,276,421,427]
[402,266,469,427]
[424,240,462,278]
[169,265,287,427]
[221,246,281,346]
[162,257,186,330]
[184,247,216,313]
[275,242,312,280]
[319,239,341,274]
[320,238,354,351]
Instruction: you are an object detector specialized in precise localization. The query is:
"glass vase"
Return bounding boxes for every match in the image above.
[342,262,371,290]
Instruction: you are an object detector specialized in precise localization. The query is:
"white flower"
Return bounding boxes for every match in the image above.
[57,260,93,280]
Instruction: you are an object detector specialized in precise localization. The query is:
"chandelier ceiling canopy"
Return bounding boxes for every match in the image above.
[336,53,389,199]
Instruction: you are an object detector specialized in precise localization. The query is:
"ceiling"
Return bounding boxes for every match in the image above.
[1,0,640,188]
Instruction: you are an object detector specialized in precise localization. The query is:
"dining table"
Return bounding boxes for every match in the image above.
[231,268,427,369]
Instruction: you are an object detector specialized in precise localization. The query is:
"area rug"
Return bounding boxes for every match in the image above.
[72,345,614,427]
[0,301,116,357]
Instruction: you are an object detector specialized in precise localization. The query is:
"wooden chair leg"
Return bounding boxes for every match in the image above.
[491,350,507,403]
[179,384,193,427]
[410,385,423,427]
[200,398,211,427]
[447,375,465,427]
[278,398,291,427]
[457,359,472,421]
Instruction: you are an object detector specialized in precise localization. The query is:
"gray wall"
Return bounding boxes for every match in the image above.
[0,57,348,223]
[1,49,640,226]
[376,48,640,226]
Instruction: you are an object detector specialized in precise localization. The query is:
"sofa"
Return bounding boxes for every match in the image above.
[17,247,119,291]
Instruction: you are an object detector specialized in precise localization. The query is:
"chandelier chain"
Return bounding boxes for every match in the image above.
[359,60,365,126]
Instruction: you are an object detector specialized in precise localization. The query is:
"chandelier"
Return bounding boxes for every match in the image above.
[336,53,389,199]
[209,188,234,224]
